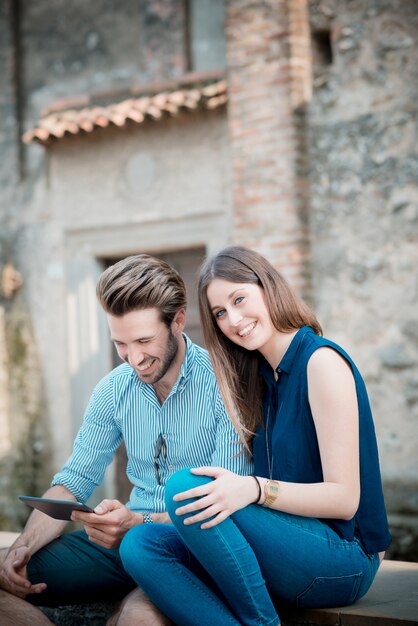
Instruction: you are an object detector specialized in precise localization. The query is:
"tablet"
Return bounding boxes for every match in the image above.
[18,496,94,521]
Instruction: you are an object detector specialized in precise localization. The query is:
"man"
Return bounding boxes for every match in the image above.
[0,254,251,626]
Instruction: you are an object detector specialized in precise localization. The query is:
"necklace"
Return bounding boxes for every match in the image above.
[265,406,274,479]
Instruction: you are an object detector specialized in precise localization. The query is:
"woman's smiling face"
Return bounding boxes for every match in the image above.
[206,278,276,354]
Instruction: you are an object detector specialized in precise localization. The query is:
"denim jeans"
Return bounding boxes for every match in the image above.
[26,530,136,606]
[120,469,381,626]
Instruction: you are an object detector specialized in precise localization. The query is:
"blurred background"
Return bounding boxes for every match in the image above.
[0,0,417,561]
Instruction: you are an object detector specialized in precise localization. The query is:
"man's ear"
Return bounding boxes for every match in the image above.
[172,308,186,333]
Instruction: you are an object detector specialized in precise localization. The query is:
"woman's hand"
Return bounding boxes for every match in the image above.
[173,468,259,529]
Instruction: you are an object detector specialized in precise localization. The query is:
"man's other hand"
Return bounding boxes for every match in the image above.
[0,545,47,598]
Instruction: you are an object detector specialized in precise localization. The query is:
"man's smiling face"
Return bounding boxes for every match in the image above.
[108,308,181,385]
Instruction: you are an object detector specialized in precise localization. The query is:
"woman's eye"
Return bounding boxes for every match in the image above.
[215,309,225,319]
[235,296,244,305]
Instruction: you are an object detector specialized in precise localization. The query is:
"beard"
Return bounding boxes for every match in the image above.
[152,327,179,383]
[136,327,179,385]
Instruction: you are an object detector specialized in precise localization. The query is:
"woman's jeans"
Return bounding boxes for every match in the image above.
[120,469,381,626]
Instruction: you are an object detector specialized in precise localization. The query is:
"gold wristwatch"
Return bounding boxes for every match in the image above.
[263,480,280,507]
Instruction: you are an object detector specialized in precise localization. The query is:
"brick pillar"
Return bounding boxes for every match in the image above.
[225,0,312,294]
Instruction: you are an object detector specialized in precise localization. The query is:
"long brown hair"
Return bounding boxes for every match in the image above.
[198,246,322,448]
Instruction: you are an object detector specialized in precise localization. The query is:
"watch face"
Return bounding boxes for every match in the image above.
[267,483,279,496]
[264,480,280,506]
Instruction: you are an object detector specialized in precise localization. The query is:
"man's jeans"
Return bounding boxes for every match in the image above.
[27,530,136,606]
[120,469,381,626]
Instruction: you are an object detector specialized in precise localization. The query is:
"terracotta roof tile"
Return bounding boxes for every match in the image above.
[22,78,227,146]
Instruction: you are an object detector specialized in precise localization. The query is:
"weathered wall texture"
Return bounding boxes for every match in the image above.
[22,0,186,119]
[308,0,418,558]
[309,0,418,472]
[0,1,18,216]
[0,1,50,528]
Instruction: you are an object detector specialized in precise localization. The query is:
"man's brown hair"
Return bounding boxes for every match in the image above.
[96,254,187,326]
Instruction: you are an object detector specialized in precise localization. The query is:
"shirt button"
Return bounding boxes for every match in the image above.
[168,465,173,470]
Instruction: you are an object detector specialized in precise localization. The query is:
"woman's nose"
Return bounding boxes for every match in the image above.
[229,309,243,326]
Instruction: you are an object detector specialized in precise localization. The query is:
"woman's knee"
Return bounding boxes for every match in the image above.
[164,468,213,515]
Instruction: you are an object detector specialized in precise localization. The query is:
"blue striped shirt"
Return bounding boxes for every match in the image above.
[52,335,252,511]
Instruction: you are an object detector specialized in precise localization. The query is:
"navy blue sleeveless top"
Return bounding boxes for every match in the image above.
[252,326,391,555]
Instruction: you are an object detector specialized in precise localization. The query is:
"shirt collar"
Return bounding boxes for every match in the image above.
[259,326,313,382]
[177,333,193,387]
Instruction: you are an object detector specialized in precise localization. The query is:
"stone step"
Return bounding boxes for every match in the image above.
[282,559,418,626]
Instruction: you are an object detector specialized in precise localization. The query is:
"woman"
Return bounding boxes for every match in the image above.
[120,246,391,626]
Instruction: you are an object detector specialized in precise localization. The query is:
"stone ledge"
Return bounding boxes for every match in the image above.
[0,531,20,549]
[282,560,418,626]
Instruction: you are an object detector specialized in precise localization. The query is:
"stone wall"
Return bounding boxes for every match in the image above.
[0,0,18,215]
[22,0,186,121]
[308,0,418,558]
[0,1,50,528]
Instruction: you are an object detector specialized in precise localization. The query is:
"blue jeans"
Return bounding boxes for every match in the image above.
[27,530,136,606]
[120,469,381,626]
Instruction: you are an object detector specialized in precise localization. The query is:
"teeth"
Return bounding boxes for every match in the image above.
[239,322,256,337]
[138,359,155,371]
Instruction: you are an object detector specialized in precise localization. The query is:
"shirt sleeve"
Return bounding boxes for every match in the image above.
[51,374,123,502]
[209,387,253,476]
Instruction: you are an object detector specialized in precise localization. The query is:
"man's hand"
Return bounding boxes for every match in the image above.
[71,499,142,549]
[0,545,47,598]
